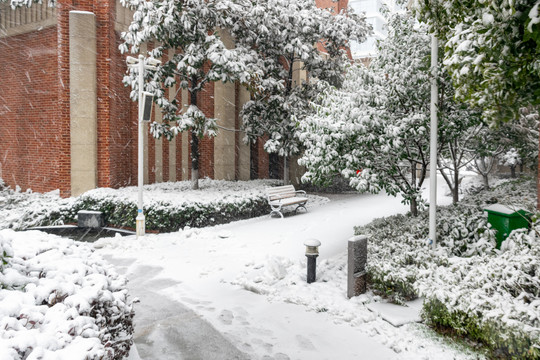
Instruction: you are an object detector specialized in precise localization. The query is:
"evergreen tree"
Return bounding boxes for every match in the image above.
[120,0,256,190]
[236,0,370,183]
[300,12,482,214]
[411,0,540,123]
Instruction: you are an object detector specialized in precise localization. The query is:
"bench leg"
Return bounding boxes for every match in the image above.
[270,205,284,218]
[270,210,284,218]
[295,202,307,214]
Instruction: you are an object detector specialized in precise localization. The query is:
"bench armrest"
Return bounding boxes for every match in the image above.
[295,190,306,196]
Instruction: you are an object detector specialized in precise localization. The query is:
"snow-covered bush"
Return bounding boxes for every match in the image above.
[0,229,134,359]
[0,235,13,276]
[420,228,540,359]
[0,183,74,231]
[0,179,282,232]
[355,179,539,357]
[64,179,276,232]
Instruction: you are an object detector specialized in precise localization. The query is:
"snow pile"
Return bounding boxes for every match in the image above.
[232,254,379,325]
[81,178,283,207]
[0,230,134,359]
[0,184,74,231]
[355,179,539,358]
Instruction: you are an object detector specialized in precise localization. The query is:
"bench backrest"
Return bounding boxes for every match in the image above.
[266,185,297,200]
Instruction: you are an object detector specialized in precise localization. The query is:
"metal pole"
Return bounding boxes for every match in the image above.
[429,34,438,248]
[136,54,145,238]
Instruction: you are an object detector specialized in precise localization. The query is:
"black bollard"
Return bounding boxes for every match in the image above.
[306,254,318,284]
[304,239,321,284]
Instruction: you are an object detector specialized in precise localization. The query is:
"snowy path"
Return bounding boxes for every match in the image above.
[97,179,479,360]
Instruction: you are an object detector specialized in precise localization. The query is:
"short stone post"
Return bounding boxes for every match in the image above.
[303,239,321,284]
[77,210,104,229]
[347,235,367,298]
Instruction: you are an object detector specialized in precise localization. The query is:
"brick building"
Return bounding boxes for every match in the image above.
[0,0,347,197]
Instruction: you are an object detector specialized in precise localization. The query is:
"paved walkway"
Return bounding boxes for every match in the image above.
[106,257,250,360]
[99,182,464,360]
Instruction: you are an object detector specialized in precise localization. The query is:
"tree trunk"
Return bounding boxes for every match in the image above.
[191,132,199,190]
[452,168,459,203]
[409,164,418,216]
[510,165,516,178]
[410,197,418,217]
[482,174,490,190]
[283,156,289,185]
[190,76,200,190]
[477,157,490,190]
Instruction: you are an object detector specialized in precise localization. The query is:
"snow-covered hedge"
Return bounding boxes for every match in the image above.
[63,179,278,232]
[0,230,134,359]
[0,185,73,231]
[0,179,280,232]
[355,178,539,358]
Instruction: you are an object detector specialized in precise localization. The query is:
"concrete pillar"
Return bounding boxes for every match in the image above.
[289,59,307,185]
[181,88,189,180]
[347,235,368,298]
[237,87,251,180]
[289,155,306,186]
[292,60,307,87]
[69,11,97,196]
[214,30,236,180]
[214,83,236,180]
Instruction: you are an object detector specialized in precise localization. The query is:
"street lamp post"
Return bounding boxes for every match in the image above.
[429,34,438,249]
[126,55,161,238]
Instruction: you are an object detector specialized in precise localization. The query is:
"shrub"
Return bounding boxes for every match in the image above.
[355,178,539,357]
[61,192,269,232]
[0,179,279,232]
[0,230,134,359]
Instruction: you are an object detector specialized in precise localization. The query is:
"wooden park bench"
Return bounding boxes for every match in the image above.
[265,185,308,218]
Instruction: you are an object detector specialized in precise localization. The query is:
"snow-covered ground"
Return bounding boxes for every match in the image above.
[93,175,484,359]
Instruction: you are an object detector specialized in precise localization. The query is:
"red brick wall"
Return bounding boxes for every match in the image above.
[0,27,62,194]
[56,1,73,197]
[0,0,136,197]
[2,0,343,196]
[108,31,136,188]
[315,0,348,13]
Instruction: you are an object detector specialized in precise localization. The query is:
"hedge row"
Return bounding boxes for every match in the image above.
[355,178,539,359]
[66,195,269,232]
[36,193,269,233]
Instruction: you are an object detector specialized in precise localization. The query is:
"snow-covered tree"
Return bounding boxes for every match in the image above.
[500,148,522,178]
[468,128,506,190]
[300,12,483,214]
[300,13,433,216]
[411,0,540,123]
[468,108,538,187]
[436,74,483,203]
[120,0,258,190]
[4,0,54,7]
[236,0,370,183]
[497,108,539,177]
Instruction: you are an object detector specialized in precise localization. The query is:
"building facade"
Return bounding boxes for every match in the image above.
[0,0,347,197]
[349,0,399,59]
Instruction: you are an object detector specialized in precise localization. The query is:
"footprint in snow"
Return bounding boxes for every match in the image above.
[295,334,316,351]
[262,354,290,360]
[219,309,234,325]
